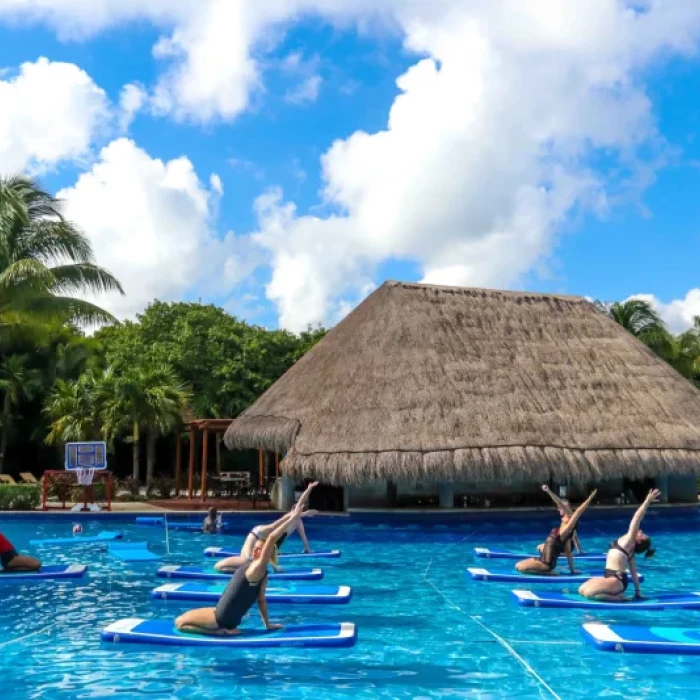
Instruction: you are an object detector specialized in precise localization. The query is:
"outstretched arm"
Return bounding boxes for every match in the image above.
[541,485,573,515]
[296,518,311,552]
[626,489,660,541]
[559,490,597,540]
[629,557,642,598]
[572,531,583,554]
[564,541,577,574]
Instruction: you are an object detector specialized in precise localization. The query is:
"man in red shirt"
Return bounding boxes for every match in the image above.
[0,531,41,571]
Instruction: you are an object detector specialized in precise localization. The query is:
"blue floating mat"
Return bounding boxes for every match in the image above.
[151,582,352,604]
[156,565,324,582]
[473,547,606,562]
[30,531,122,546]
[204,547,341,560]
[109,542,162,562]
[582,622,700,654]
[136,517,202,532]
[467,567,643,584]
[512,588,693,610]
[101,618,357,648]
[0,564,87,582]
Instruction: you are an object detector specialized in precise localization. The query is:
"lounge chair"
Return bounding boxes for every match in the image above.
[0,474,18,485]
[19,472,39,484]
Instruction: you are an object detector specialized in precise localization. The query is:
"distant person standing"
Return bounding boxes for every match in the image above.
[203,507,223,534]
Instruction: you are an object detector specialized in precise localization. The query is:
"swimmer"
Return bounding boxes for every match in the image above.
[578,488,658,602]
[536,485,585,555]
[214,500,318,573]
[73,523,83,534]
[515,489,597,576]
[0,531,41,572]
[202,507,222,534]
[175,482,318,636]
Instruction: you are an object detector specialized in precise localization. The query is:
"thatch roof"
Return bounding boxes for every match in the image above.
[224,281,700,485]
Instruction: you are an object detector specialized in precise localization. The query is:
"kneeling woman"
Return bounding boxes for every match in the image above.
[176,482,317,636]
[579,488,658,601]
[0,531,41,572]
[515,489,597,576]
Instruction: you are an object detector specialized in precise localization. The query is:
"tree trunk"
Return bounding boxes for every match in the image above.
[0,394,10,474]
[215,434,222,475]
[132,420,140,484]
[146,430,157,483]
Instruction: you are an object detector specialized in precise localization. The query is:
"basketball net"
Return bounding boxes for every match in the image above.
[76,468,95,487]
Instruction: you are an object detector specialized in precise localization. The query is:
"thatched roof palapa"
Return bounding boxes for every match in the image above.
[224,281,700,485]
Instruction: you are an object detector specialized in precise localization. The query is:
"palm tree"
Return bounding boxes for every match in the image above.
[44,369,105,445]
[0,354,43,472]
[596,299,674,358]
[100,365,190,484]
[0,175,123,334]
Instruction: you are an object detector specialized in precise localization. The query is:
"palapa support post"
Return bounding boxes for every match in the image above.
[438,482,454,509]
[275,452,279,478]
[187,425,196,500]
[201,424,209,503]
[258,448,264,486]
[174,434,182,494]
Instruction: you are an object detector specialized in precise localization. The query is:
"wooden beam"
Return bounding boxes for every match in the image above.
[174,433,182,494]
[201,426,209,503]
[187,426,196,499]
[258,448,264,486]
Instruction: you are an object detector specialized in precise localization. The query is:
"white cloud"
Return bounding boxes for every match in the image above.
[0,57,109,172]
[242,1,700,331]
[285,74,323,104]
[628,291,700,335]
[118,82,147,132]
[209,173,223,195]
[57,138,234,320]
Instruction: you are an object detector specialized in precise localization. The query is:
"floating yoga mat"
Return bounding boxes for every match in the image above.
[109,541,162,562]
[467,567,643,584]
[151,582,352,604]
[30,531,122,546]
[473,547,606,562]
[0,564,87,581]
[156,565,324,582]
[512,589,696,610]
[582,622,700,654]
[100,618,357,648]
[204,547,341,560]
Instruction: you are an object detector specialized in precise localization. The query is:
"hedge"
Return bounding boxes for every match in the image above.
[0,484,41,511]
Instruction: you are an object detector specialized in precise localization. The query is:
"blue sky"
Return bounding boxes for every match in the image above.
[2,2,700,333]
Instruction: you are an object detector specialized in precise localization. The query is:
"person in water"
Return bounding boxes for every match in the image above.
[536,485,585,555]
[202,507,222,534]
[515,488,597,575]
[214,501,317,573]
[175,481,318,636]
[578,488,658,601]
[0,531,41,572]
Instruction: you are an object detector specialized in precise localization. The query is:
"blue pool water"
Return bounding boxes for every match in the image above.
[2,509,700,699]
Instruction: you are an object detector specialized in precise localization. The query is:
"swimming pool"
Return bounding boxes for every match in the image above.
[2,509,700,700]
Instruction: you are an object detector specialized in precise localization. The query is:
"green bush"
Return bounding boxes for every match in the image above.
[70,480,107,504]
[146,477,177,500]
[114,477,142,502]
[0,484,41,511]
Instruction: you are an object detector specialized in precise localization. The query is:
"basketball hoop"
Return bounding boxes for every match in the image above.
[76,468,95,487]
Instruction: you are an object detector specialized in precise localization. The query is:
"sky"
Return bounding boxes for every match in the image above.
[2,1,700,334]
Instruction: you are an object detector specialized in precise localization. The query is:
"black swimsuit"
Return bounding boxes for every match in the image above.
[604,539,633,592]
[214,562,267,630]
[539,526,575,571]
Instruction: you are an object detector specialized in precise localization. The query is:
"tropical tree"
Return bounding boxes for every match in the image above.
[596,298,674,358]
[100,364,191,484]
[0,354,43,472]
[0,175,123,334]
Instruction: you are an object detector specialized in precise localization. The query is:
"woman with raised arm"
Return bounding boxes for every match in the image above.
[176,482,318,636]
[515,489,597,575]
[213,504,317,573]
[536,485,585,555]
[579,489,658,601]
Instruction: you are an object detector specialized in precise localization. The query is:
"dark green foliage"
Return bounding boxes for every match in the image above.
[0,484,40,510]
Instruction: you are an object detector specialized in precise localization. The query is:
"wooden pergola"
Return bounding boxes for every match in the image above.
[175,419,280,502]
